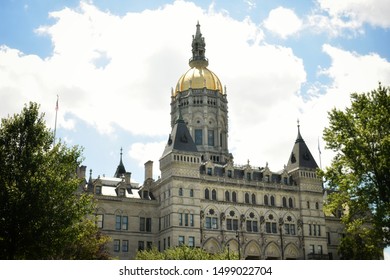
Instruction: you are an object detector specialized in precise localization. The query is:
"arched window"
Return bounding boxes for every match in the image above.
[264,195,269,205]
[270,195,275,206]
[212,189,217,200]
[282,197,287,207]
[251,193,256,204]
[190,189,194,197]
[288,197,293,208]
[232,191,237,203]
[205,189,210,200]
[225,191,230,202]
[179,188,183,196]
[315,202,319,210]
[245,193,250,204]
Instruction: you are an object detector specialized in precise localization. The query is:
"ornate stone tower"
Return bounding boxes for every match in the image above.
[170,22,229,164]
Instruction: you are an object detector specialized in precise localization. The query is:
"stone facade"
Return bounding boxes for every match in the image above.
[80,23,343,260]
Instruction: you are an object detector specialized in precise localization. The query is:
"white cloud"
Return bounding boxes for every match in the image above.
[308,0,390,37]
[1,0,389,175]
[318,0,390,28]
[301,45,390,169]
[128,141,166,179]
[263,7,303,39]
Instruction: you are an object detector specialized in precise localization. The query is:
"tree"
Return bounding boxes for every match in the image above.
[135,245,239,260]
[321,83,390,259]
[0,102,110,259]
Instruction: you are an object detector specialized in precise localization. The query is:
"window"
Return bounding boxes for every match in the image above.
[188,236,195,248]
[122,216,128,230]
[190,189,194,197]
[226,219,238,231]
[307,201,310,209]
[327,232,331,244]
[140,217,152,232]
[179,188,183,196]
[288,197,293,208]
[96,214,104,229]
[318,225,321,236]
[284,224,296,235]
[265,222,277,234]
[246,220,258,232]
[118,188,125,197]
[309,224,312,235]
[246,173,251,180]
[212,189,217,200]
[232,191,237,203]
[251,194,256,204]
[116,215,128,230]
[180,213,189,226]
[95,186,101,195]
[282,197,287,207]
[205,217,218,229]
[208,130,214,146]
[309,244,315,254]
[178,236,185,246]
[190,214,194,227]
[138,241,145,251]
[205,189,210,199]
[227,170,232,178]
[122,240,129,252]
[207,168,212,175]
[195,129,203,145]
[270,195,275,206]
[245,193,250,204]
[147,242,153,250]
[317,245,323,255]
[315,202,319,209]
[264,195,269,205]
[225,191,230,202]
[114,239,120,252]
[116,215,121,230]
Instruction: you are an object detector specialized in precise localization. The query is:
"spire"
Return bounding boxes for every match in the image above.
[114,147,127,178]
[287,122,318,171]
[296,119,304,143]
[189,21,208,68]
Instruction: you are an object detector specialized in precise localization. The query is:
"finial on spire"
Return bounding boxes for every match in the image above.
[189,21,208,68]
[296,119,304,143]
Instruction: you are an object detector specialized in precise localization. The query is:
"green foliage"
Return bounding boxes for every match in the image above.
[135,245,239,260]
[321,83,390,259]
[0,102,110,259]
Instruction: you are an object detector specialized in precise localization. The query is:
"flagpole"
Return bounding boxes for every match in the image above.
[318,137,322,170]
[53,95,59,146]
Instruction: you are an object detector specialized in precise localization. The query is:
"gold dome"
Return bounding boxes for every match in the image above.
[175,65,223,96]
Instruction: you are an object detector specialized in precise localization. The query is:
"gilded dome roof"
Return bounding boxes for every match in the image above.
[175,65,223,95]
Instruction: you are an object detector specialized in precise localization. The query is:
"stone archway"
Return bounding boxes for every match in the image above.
[264,242,281,260]
[284,243,300,260]
[244,240,261,260]
[203,237,221,254]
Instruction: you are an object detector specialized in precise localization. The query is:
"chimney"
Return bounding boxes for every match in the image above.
[125,172,131,185]
[144,160,153,181]
[77,165,87,179]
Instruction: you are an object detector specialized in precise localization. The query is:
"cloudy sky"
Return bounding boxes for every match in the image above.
[1,0,390,187]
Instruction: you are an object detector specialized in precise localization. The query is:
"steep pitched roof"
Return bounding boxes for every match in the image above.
[114,148,127,178]
[286,124,318,171]
[162,116,198,157]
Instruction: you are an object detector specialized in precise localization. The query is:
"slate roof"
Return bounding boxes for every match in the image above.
[286,125,318,171]
[162,116,198,157]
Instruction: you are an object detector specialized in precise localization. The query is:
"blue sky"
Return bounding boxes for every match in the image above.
[1,1,390,258]
[1,0,390,180]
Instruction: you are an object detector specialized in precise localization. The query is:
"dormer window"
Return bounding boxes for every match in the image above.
[118,188,125,197]
[95,186,101,195]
